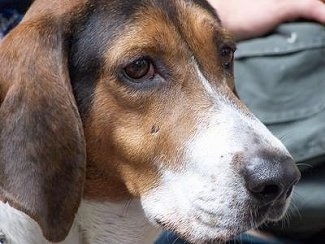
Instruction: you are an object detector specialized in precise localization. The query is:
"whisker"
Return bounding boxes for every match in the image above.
[295,162,313,169]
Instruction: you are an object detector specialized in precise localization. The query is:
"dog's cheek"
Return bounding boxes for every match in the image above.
[119,164,162,197]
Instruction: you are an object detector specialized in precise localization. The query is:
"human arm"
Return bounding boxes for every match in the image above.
[207,0,325,40]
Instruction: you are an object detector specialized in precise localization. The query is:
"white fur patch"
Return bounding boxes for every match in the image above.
[77,200,160,244]
[0,201,83,244]
[0,201,48,244]
[0,200,158,244]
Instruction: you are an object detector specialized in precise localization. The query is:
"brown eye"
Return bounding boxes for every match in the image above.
[124,58,154,81]
[220,46,235,69]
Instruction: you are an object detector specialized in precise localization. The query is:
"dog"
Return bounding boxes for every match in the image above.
[0,0,300,243]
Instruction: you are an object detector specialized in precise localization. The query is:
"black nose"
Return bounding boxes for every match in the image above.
[242,152,301,204]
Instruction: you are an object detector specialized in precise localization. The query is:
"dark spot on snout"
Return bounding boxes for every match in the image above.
[253,135,262,145]
[151,125,160,134]
[232,151,245,170]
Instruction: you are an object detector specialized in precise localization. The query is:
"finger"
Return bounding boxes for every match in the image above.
[299,0,325,23]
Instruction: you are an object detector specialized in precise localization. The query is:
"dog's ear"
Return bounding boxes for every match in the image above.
[0,7,86,243]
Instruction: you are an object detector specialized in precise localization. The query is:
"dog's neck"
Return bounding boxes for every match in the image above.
[76,199,160,244]
[0,199,159,244]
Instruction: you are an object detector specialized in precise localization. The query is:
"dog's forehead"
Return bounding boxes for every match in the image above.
[98,0,220,22]
[70,0,225,80]
[85,0,224,67]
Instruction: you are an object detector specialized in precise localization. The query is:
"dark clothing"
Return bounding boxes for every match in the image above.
[0,0,31,39]
[155,232,287,244]
[0,0,32,13]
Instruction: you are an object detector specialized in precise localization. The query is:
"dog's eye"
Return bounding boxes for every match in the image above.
[220,46,235,69]
[124,58,154,81]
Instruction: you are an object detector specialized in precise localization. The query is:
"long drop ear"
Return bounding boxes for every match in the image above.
[0,5,86,242]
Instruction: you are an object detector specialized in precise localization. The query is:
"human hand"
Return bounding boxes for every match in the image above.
[208,0,325,40]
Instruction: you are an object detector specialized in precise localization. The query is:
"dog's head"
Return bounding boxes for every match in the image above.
[0,0,300,243]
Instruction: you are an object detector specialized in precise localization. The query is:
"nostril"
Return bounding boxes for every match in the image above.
[248,182,283,203]
[258,184,281,197]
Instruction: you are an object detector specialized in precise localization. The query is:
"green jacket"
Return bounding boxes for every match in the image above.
[235,22,325,239]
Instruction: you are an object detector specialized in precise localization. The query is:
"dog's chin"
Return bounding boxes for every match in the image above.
[153,218,247,244]
[144,198,291,244]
